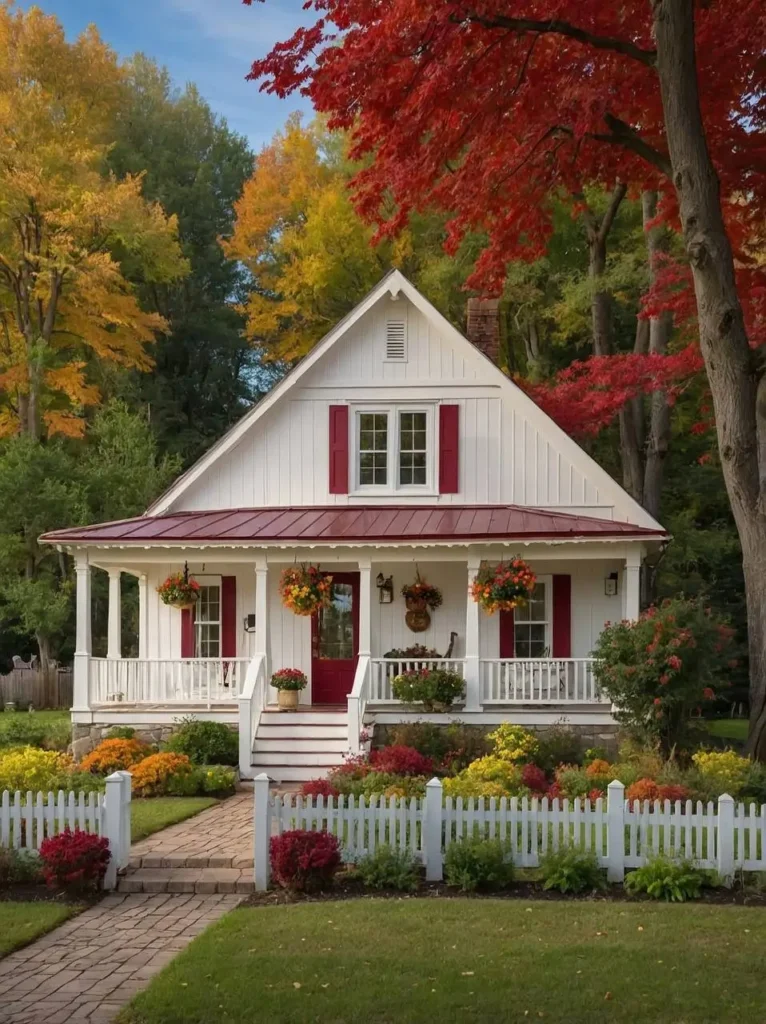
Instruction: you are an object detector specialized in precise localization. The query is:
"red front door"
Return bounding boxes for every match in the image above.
[311,572,359,704]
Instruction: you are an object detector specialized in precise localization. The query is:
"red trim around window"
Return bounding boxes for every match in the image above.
[181,606,195,658]
[329,405,349,494]
[438,405,459,494]
[552,575,572,657]
[221,576,237,658]
[499,608,515,658]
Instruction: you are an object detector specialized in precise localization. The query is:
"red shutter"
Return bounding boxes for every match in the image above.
[221,576,237,658]
[181,606,195,658]
[552,575,572,657]
[439,404,459,494]
[329,405,349,494]
[499,608,515,658]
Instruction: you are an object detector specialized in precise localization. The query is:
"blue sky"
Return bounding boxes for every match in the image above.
[24,0,313,151]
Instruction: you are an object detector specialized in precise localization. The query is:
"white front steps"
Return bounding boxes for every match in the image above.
[251,708,349,783]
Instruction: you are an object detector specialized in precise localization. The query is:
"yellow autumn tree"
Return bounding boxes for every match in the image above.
[225,115,414,363]
[0,3,188,438]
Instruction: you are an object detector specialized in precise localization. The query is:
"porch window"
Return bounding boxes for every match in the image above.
[195,584,221,658]
[353,404,435,492]
[514,581,550,657]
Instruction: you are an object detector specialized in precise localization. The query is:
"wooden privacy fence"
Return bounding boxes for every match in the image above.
[0,771,132,889]
[0,668,73,709]
[253,776,765,890]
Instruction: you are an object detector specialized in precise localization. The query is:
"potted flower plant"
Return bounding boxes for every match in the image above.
[157,568,200,610]
[271,668,308,710]
[470,558,537,614]
[279,565,334,616]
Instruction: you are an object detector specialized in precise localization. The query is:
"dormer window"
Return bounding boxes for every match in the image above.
[352,404,435,494]
[384,319,407,361]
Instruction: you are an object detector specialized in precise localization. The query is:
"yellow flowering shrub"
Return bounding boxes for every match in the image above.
[691,750,750,795]
[131,753,193,797]
[463,755,521,788]
[442,777,508,800]
[0,747,72,791]
[486,724,539,764]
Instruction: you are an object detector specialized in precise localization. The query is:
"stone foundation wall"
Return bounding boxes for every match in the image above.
[71,722,239,761]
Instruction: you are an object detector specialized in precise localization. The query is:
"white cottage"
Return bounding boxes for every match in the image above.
[43,271,667,780]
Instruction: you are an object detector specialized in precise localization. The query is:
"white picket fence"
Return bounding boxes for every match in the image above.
[252,776,765,890]
[0,771,132,889]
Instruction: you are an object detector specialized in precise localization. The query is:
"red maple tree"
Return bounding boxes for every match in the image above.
[244,0,766,754]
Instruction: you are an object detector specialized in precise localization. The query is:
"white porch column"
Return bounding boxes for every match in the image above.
[464,557,482,712]
[623,549,642,621]
[73,551,92,712]
[137,573,149,659]
[254,556,269,667]
[107,569,122,660]
[358,557,372,657]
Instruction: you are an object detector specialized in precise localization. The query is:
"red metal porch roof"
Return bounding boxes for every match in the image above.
[41,505,665,546]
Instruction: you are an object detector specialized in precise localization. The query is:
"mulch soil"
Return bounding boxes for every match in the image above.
[0,884,103,906]
[242,873,766,908]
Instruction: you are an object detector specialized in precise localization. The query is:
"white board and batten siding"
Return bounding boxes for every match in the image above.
[171,293,656,528]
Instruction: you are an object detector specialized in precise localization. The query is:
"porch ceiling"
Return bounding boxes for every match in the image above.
[41,504,666,547]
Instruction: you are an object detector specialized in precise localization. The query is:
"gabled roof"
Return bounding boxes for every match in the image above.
[145,269,664,534]
[41,504,666,547]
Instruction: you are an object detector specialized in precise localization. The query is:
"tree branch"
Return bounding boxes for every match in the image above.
[590,113,672,176]
[598,181,628,245]
[458,10,657,67]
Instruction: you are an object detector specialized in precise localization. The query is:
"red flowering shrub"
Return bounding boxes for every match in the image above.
[593,598,737,753]
[520,763,548,794]
[330,755,372,779]
[39,829,111,891]
[657,784,691,803]
[546,783,562,801]
[269,829,341,891]
[588,788,606,803]
[626,778,660,805]
[300,779,340,799]
[370,745,434,777]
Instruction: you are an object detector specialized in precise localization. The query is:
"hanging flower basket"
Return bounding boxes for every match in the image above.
[157,571,200,610]
[279,565,334,617]
[470,559,537,615]
[401,574,443,612]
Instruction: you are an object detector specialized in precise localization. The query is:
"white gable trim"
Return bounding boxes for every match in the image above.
[148,270,663,532]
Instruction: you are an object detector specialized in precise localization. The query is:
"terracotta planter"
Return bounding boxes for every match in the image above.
[277,689,301,710]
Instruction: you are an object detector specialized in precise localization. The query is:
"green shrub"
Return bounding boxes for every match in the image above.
[625,858,709,902]
[353,845,420,891]
[539,847,605,894]
[443,837,514,892]
[165,718,238,766]
[61,771,107,793]
[0,847,42,887]
[106,726,136,740]
[533,728,584,773]
[0,716,70,751]
[742,761,766,804]
[387,722,490,771]
[166,764,236,797]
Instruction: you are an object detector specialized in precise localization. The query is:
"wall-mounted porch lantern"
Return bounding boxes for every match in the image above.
[376,573,394,604]
[604,572,619,597]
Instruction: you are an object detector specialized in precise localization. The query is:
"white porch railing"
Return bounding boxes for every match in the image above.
[238,654,268,774]
[480,658,604,703]
[347,655,371,754]
[369,658,466,703]
[90,657,250,706]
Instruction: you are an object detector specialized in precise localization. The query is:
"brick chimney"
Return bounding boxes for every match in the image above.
[466,297,500,364]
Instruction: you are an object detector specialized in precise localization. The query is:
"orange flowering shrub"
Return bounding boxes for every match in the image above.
[585,759,613,778]
[80,739,149,775]
[657,784,691,804]
[131,753,193,797]
[626,778,660,805]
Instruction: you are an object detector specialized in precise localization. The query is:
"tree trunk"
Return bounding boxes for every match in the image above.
[35,632,51,675]
[619,316,649,502]
[641,190,673,521]
[652,0,766,756]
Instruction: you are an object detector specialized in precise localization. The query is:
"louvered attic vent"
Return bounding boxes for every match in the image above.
[385,319,407,361]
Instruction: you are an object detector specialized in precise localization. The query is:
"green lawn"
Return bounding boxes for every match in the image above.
[706,718,748,742]
[119,900,766,1024]
[131,796,218,842]
[0,901,79,958]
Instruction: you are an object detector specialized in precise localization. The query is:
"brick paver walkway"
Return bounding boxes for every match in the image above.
[123,790,255,892]
[0,892,241,1024]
